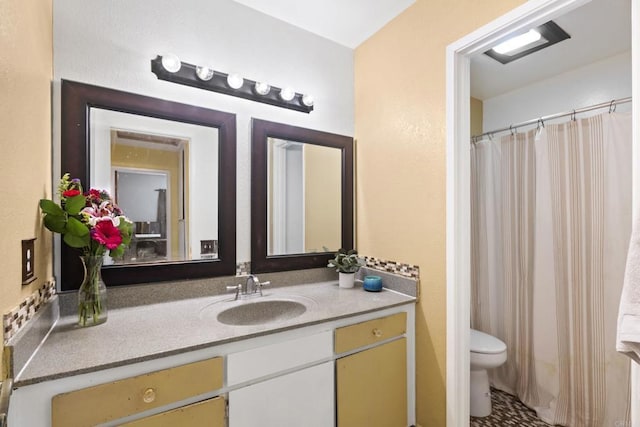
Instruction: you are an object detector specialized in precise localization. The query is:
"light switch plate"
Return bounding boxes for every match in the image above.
[22,238,36,285]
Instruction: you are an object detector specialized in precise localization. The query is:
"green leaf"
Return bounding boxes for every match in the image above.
[43,214,67,233]
[64,232,89,248]
[65,194,86,215]
[110,245,125,258]
[39,199,64,215]
[66,217,89,237]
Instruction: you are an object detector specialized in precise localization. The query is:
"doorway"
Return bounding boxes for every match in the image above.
[446,0,639,425]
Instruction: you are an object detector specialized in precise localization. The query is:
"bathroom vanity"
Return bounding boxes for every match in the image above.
[7,280,416,426]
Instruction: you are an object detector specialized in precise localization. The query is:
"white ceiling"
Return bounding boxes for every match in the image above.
[231,0,629,99]
[471,0,631,100]
[231,0,415,48]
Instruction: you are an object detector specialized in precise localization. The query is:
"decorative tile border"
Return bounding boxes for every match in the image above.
[235,261,251,276]
[3,280,56,344]
[363,256,420,279]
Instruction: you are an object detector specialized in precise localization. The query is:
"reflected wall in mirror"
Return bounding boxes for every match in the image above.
[267,139,341,256]
[90,109,219,264]
[61,80,236,290]
[252,118,354,273]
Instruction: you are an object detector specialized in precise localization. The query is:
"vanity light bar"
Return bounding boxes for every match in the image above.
[150,55,314,113]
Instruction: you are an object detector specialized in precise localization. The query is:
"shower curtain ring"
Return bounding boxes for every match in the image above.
[537,118,545,129]
[510,125,515,136]
[571,110,576,121]
[609,99,617,113]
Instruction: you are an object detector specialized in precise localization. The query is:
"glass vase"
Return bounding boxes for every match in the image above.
[78,255,108,327]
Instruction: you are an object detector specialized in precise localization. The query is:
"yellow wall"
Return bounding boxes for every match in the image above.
[304,144,341,252]
[354,1,524,425]
[111,142,183,259]
[471,97,484,137]
[0,0,53,318]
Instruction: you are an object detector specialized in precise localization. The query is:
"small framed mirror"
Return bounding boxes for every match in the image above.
[251,118,354,273]
[60,80,237,289]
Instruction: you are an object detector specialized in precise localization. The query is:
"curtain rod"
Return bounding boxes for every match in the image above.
[471,96,632,141]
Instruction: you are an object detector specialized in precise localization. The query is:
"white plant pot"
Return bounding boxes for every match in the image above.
[338,272,356,289]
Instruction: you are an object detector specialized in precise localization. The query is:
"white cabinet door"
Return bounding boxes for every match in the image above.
[228,361,334,427]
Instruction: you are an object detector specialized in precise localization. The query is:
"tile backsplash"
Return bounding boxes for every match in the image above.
[363,256,420,279]
[3,280,56,344]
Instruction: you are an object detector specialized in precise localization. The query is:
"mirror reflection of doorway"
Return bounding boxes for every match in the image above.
[114,169,178,262]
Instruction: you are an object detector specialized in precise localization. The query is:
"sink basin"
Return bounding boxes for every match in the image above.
[216,299,307,326]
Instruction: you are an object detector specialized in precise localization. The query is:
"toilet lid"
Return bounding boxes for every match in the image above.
[470,329,506,354]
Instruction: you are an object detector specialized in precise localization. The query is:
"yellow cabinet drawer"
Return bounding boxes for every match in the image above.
[51,357,223,427]
[334,312,406,354]
[121,396,226,427]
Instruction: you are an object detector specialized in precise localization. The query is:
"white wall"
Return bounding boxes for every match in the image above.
[482,51,632,133]
[53,0,354,265]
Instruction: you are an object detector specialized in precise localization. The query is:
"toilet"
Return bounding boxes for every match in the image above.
[470,329,507,417]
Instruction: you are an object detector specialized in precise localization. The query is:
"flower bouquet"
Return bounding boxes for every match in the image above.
[39,173,133,327]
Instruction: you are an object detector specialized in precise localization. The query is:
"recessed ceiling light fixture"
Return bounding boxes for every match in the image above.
[485,21,570,64]
[492,29,541,54]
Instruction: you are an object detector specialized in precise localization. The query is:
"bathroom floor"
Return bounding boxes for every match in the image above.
[470,388,551,426]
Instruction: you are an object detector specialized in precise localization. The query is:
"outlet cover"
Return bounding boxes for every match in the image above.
[22,238,37,285]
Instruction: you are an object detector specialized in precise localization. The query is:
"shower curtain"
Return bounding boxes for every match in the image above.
[471,112,632,426]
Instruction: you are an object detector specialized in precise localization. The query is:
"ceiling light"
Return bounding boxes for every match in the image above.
[493,30,541,54]
[196,65,214,81]
[227,73,244,89]
[255,81,271,95]
[161,54,181,73]
[484,21,570,65]
[280,87,295,102]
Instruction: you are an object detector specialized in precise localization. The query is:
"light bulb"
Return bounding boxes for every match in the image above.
[161,54,181,73]
[301,94,314,107]
[196,65,214,81]
[493,29,541,54]
[227,73,244,89]
[255,81,271,95]
[279,87,295,102]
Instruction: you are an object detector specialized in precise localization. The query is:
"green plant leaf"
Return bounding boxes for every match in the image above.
[66,217,89,237]
[110,245,125,258]
[39,199,64,215]
[64,232,89,248]
[65,194,86,215]
[43,214,67,233]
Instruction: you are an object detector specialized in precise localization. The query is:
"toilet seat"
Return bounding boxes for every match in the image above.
[470,329,506,354]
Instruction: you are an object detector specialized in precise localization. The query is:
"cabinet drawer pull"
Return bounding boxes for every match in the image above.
[142,388,156,403]
[372,328,383,338]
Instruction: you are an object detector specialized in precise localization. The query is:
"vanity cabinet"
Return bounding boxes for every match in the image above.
[335,313,408,427]
[51,357,223,427]
[9,304,415,426]
[227,331,334,427]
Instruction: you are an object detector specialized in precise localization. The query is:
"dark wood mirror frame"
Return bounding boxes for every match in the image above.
[60,79,237,290]
[250,118,354,273]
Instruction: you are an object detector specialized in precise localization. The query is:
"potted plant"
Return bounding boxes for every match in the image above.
[328,248,364,288]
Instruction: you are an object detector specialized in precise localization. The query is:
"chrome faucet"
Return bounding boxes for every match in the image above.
[226,275,271,300]
[245,274,260,294]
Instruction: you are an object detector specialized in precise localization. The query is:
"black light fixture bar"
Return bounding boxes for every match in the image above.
[151,55,313,113]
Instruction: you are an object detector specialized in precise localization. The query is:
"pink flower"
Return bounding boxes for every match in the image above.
[90,220,122,249]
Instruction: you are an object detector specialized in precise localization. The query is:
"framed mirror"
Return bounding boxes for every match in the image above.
[60,80,236,290]
[251,118,354,273]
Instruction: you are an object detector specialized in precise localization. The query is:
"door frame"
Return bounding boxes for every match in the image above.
[445,0,639,424]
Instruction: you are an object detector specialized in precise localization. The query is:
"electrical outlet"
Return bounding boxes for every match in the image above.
[22,238,37,285]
